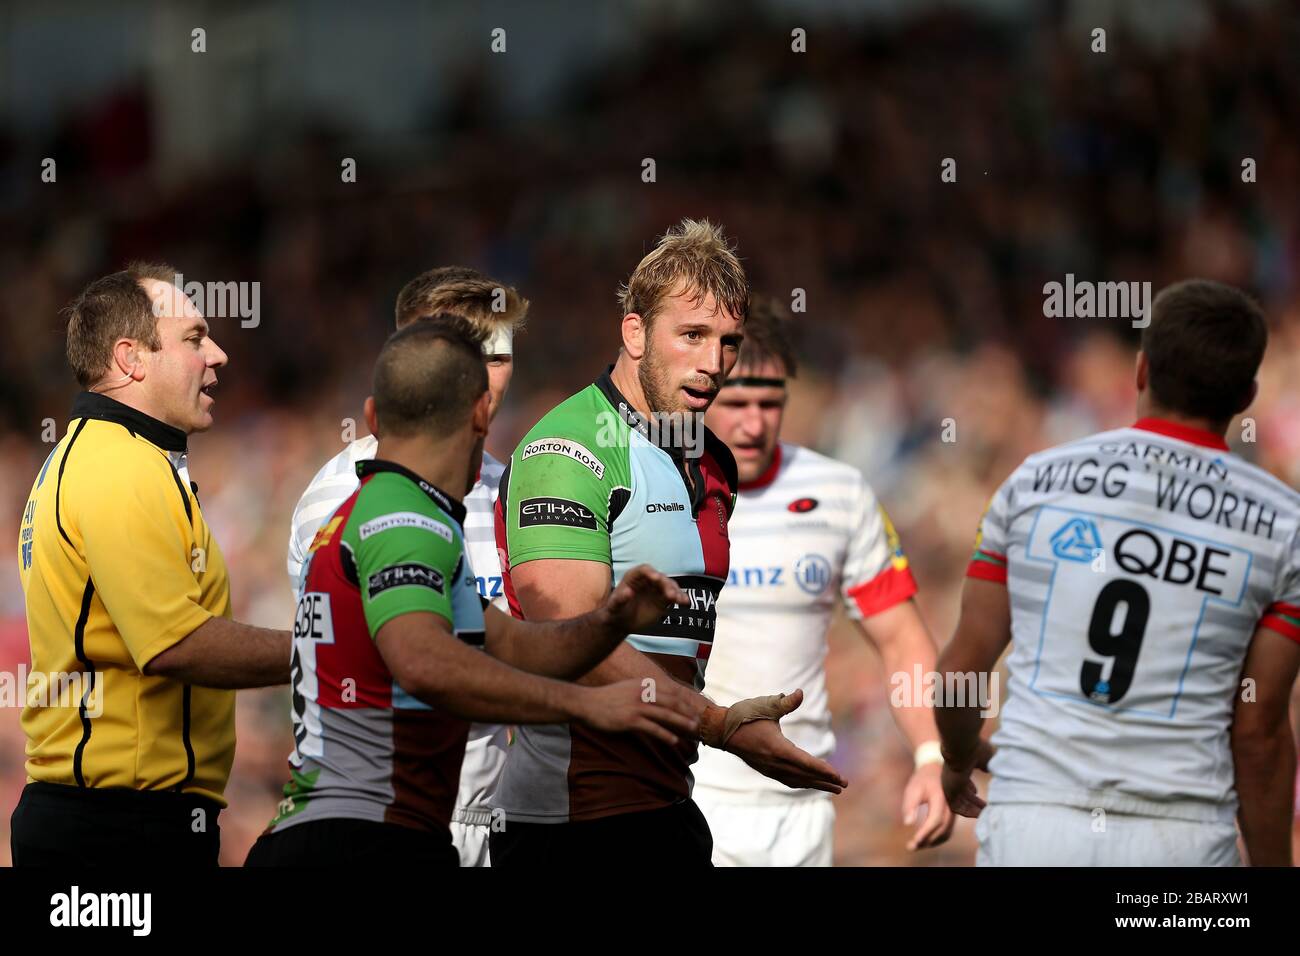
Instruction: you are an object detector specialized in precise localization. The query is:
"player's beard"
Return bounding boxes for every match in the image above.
[637,337,681,416]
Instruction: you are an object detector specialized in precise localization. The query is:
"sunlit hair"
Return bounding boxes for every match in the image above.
[618,218,749,328]
[394,266,529,336]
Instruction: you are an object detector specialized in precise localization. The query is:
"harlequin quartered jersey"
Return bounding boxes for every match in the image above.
[267,459,485,836]
[286,437,508,813]
[969,418,1300,822]
[694,442,918,798]
[493,368,737,823]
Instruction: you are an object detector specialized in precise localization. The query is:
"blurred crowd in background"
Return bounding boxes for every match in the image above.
[1,0,1299,864]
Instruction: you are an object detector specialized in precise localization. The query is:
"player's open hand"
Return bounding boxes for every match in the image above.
[902,762,956,850]
[573,677,700,746]
[941,763,985,818]
[724,689,848,794]
[604,564,688,636]
[941,738,994,817]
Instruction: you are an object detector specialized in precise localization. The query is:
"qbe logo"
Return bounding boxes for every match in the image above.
[793,554,832,595]
[1050,516,1102,562]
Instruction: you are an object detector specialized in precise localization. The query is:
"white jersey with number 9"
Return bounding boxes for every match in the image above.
[969,419,1300,823]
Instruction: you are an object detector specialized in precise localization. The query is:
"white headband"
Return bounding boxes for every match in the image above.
[482,324,514,356]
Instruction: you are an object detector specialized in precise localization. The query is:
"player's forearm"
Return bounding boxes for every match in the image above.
[933,639,986,770]
[144,616,291,688]
[577,641,720,733]
[876,623,942,750]
[493,605,632,680]
[1232,725,1296,866]
[410,637,585,724]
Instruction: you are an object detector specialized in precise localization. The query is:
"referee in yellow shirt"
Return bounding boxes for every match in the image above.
[12,263,291,867]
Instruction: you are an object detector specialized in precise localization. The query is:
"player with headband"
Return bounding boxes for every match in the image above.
[694,295,955,865]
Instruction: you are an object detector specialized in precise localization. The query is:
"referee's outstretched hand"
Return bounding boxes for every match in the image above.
[723,690,849,794]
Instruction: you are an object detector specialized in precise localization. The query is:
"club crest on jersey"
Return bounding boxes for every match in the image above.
[1050,517,1103,563]
[788,497,818,513]
[309,515,344,555]
[794,554,832,595]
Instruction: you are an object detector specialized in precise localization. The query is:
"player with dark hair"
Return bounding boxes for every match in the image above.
[286,266,528,865]
[696,295,954,865]
[938,279,1300,865]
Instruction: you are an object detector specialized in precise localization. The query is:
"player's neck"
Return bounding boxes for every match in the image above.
[610,353,652,418]
[1136,398,1230,441]
[374,435,471,501]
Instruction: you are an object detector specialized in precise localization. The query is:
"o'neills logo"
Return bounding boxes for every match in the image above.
[521,438,606,480]
[646,501,685,513]
[519,496,598,530]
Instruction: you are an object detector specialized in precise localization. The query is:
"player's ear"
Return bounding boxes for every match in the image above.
[363,396,379,437]
[110,338,143,380]
[471,389,491,435]
[622,313,646,360]
[1134,351,1149,392]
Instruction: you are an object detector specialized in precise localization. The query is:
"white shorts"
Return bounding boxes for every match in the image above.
[976,803,1241,867]
[693,791,834,867]
[450,808,493,867]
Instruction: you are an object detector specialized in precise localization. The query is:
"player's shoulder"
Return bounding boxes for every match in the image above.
[519,383,608,445]
[350,472,462,541]
[1227,451,1300,513]
[1023,427,1120,464]
[511,384,623,487]
[701,426,738,492]
[998,427,1124,488]
[776,442,871,496]
[299,436,376,500]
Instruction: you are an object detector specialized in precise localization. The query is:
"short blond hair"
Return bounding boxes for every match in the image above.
[618,219,749,327]
[394,266,529,336]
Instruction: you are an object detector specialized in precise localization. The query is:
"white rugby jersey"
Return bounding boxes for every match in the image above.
[695,442,918,797]
[287,436,509,814]
[970,418,1300,823]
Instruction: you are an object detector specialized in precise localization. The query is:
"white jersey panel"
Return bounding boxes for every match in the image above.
[695,443,916,797]
[978,423,1300,822]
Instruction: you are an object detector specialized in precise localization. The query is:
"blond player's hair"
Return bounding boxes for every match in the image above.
[618,219,749,328]
[394,266,529,336]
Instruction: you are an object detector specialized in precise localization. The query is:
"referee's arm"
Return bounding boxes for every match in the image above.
[77,455,291,689]
[145,617,289,688]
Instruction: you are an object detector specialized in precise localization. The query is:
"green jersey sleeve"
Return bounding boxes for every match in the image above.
[344,474,464,637]
[504,390,629,567]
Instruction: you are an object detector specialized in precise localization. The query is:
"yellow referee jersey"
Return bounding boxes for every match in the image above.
[18,391,235,804]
